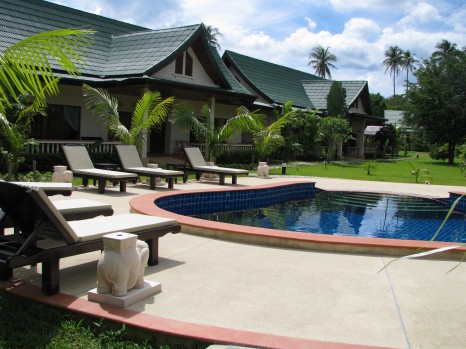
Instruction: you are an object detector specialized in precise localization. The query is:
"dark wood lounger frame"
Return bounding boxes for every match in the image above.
[0,182,180,295]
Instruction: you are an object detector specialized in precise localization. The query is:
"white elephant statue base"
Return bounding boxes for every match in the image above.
[96,232,149,297]
[257,162,270,177]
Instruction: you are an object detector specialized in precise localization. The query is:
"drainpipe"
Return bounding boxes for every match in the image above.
[207,95,216,161]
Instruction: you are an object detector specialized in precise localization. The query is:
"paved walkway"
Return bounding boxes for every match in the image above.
[3,175,466,349]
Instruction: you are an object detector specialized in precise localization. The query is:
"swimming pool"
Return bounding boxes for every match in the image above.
[193,191,466,243]
[130,181,466,258]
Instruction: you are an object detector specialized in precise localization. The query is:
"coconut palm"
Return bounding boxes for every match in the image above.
[0,28,93,177]
[308,45,337,79]
[83,84,174,155]
[432,39,459,62]
[0,28,94,118]
[383,45,404,97]
[204,25,223,50]
[170,102,263,161]
[402,50,418,94]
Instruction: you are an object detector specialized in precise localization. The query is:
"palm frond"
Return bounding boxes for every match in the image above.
[0,29,94,116]
[83,84,121,133]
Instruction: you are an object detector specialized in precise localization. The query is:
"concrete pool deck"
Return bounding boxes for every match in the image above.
[2,175,466,349]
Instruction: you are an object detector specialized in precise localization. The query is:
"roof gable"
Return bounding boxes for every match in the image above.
[301,80,369,111]
[223,50,323,108]
[1,0,253,98]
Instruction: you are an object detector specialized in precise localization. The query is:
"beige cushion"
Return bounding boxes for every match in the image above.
[63,145,94,170]
[52,199,112,214]
[115,144,144,168]
[73,168,137,179]
[10,181,76,191]
[124,167,184,176]
[194,165,249,174]
[68,214,177,242]
[184,147,207,167]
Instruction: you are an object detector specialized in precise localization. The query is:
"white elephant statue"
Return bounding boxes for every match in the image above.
[96,233,150,297]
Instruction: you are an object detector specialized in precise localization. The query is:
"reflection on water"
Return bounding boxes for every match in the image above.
[194,192,466,243]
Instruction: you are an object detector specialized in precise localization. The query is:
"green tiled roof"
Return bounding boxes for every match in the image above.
[223,50,324,109]
[301,80,368,110]
[1,0,252,98]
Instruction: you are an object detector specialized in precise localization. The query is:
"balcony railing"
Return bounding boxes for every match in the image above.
[27,140,120,154]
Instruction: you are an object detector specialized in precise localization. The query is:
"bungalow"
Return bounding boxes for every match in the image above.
[222,51,385,158]
[1,0,256,156]
[2,0,384,160]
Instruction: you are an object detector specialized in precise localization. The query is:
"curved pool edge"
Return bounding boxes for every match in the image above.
[130,181,466,260]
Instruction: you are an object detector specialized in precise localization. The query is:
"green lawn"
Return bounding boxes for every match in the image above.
[269,155,466,186]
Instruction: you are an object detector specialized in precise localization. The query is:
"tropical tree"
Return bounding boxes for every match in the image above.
[318,116,352,162]
[204,25,223,50]
[326,81,346,117]
[370,93,387,118]
[308,45,337,79]
[83,84,175,155]
[405,41,466,164]
[382,45,404,97]
[432,39,458,62]
[251,101,297,162]
[170,102,262,161]
[402,50,417,94]
[0,29,94,119]
[0,28,93,177]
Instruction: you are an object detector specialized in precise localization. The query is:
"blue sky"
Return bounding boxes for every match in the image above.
[48,0,465,97]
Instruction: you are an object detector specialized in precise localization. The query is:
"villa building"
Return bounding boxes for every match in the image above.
[1,0,384,159]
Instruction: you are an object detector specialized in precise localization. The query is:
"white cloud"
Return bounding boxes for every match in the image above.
[342,18,381,39]
[397,2,443,29]
[305,17,317,30]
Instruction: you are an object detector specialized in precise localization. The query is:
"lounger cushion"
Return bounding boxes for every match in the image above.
[193,165,249,174]
[124,167,184,176]
[68,214,177,242]
[62,146,95,169]
[184,147,208,167]
[115,144,144,168]
[73,168,137,179]
[52,199,112,214]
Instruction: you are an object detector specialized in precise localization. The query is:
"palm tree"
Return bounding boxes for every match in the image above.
[83,84,174,155]
[382,45,404,97]
[308,45,337,79]
[432,39,458,62]
[204,25,223,50]
[0,28,93,177]
[0,29,94,119]
[170,102,262,161]
[402,50,417,94]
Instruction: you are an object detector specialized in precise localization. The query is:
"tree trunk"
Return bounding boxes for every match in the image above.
[448,142,455,165]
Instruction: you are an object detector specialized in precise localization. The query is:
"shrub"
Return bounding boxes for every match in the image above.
[429,144,449,161]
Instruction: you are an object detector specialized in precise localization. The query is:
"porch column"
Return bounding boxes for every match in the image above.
[140,86,150,163]
[206,95,216,161]
[337,142,343,160]
[356,122,365,159]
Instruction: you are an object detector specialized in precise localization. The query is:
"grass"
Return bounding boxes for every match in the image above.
[269,154,466,186]
[0,290,207,349]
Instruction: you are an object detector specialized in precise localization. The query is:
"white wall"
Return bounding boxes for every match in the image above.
[153,47,219,87]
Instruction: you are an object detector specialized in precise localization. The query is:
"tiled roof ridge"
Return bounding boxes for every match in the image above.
[24,0,147,32]
[112,23,202,39]
[225,50,321,78]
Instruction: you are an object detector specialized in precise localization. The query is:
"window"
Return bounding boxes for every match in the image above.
[175,51,193,76]
[31,104,80,140]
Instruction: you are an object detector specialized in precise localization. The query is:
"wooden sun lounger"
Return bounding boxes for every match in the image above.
[63,145,138,194]
[0,182,180,295]
[1,198,113,236]
[115,145,184,189]
[183,147,249,185]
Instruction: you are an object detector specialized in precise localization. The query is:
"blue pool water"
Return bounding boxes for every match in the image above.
[193,191,466,243]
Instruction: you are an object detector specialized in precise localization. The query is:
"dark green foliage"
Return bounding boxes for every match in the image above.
[405,41,466,164]
[326,81,346,117]
[369,93,387,118]
[375,124,397,155]
[430,144,450,161]
[215,149,254,166]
